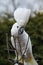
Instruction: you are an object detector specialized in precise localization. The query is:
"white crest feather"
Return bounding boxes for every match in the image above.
[14,8,31,27]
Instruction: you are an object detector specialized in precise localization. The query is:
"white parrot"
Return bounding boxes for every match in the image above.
[11,8,38,65]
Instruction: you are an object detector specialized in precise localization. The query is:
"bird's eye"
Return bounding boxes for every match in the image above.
[17,26,19,28]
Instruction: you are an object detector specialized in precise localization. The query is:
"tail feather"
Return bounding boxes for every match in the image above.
[29,58,38,65]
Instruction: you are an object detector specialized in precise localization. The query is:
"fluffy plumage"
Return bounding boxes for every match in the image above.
[11,8,38,65]
[14,8,31,27]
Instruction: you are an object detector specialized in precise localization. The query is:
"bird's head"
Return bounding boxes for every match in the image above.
[11,23,24,37]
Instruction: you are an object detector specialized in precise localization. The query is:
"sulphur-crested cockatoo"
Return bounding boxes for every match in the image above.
[11,8,38,65]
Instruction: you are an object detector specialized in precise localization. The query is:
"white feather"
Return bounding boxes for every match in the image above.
[11,7,38,65]
[14,8,31,27]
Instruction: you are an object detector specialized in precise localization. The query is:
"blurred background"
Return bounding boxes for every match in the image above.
[0,0,43,65]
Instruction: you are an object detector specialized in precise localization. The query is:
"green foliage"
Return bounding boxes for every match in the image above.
[0,18,15,65]
[25,13,43,65]
[0,13,43,65]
